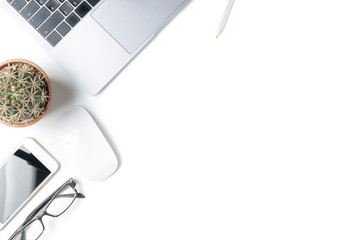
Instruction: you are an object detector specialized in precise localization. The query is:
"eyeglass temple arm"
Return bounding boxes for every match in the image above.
[55,193,86,198]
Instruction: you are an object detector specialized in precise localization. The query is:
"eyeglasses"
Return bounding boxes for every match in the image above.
[9,178,85,240]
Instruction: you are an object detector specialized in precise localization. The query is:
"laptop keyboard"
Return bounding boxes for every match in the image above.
[7,0,100,46]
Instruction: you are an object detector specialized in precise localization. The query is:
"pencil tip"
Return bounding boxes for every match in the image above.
[216,29,223,38]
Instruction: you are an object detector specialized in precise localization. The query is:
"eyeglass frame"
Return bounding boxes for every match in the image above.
[9,178,85,240]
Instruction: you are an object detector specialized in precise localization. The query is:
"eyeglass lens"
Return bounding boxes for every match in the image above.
[46,185,77,217]
[11,219,44,240]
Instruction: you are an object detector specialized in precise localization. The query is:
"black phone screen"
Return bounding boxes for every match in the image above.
[0,146,50,224]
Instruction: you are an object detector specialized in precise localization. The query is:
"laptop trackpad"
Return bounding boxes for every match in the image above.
[92,0,184,53]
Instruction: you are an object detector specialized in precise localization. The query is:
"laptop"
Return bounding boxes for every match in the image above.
[1,0,187,95]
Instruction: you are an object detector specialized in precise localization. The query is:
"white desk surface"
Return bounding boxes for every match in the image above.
[1,0,360,239]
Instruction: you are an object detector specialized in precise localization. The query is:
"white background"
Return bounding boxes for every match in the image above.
[0,0,360,239]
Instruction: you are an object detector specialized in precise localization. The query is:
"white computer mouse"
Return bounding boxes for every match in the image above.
[54,107,118,181]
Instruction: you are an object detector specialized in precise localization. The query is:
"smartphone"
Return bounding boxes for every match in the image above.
[0,138,60,230]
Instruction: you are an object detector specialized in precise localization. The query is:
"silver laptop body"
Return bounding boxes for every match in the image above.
[1,0,186,95]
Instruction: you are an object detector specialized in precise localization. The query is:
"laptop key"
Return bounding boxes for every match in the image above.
[87,0,99,7]
[59,2,73,16]
[29,7,51,28]
[65,12,80,27]
[47,31,62,46]
[38,11,64,37]
[75,1,91,18]
[20,0,40,20]
[69,0,81,7]
[35,0,46,5]
[46,0,60,12]
[11,0,27,11]
[56,22,71,36]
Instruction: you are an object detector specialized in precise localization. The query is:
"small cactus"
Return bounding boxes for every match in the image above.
[0,62,50,126]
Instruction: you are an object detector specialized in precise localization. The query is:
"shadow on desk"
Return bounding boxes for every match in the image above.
[50,80,77,114]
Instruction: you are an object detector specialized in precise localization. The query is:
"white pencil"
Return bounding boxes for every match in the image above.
[216,0,235,38]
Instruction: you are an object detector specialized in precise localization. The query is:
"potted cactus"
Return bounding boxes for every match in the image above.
[0,59,52,127]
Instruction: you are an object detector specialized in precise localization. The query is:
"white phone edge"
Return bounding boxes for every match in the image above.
[0,138,60,231]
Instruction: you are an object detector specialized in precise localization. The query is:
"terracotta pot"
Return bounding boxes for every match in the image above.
[0,59,52,128]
